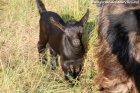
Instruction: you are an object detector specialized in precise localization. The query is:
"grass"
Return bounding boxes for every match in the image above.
[0,0,99,93]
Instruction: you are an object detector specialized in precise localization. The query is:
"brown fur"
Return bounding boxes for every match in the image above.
[95,38,136,93]
[95,4,140,93]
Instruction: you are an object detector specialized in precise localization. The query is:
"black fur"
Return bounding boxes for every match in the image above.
[36,0,89,81]
[107,9,140,75]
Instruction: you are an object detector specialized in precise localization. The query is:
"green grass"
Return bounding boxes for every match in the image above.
[0,0,99,93]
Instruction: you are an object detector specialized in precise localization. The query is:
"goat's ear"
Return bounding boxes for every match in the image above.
[78,9,89,26]
[50,17,65,31]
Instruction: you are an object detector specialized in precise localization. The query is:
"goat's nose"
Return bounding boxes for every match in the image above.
[72,39,80,47]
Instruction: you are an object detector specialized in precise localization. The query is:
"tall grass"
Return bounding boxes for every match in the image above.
[0,0,99,93]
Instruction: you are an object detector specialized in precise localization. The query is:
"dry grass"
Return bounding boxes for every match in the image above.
[0,0,99,93]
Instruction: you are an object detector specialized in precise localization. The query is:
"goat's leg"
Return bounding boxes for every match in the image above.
[37,31,48,64]
[50,48,58,70]
[38,41,47,64]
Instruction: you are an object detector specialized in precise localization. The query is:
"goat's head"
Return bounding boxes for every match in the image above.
[50,9,89,47]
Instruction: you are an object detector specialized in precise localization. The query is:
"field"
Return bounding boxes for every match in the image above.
[0,0,99,93]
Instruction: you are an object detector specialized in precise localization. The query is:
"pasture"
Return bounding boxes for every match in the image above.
[0,0,99,93]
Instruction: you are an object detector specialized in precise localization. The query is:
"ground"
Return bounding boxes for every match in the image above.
[0,0,99,93]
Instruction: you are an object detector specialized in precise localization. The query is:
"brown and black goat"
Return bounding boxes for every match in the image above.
[94,3,140,93]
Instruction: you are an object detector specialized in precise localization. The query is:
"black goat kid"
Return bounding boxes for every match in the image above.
[36,0,89,80]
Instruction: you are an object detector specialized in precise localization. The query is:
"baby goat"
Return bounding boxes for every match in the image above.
[36,0,89,80]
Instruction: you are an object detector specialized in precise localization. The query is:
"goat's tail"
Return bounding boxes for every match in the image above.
[36,0,47,14]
